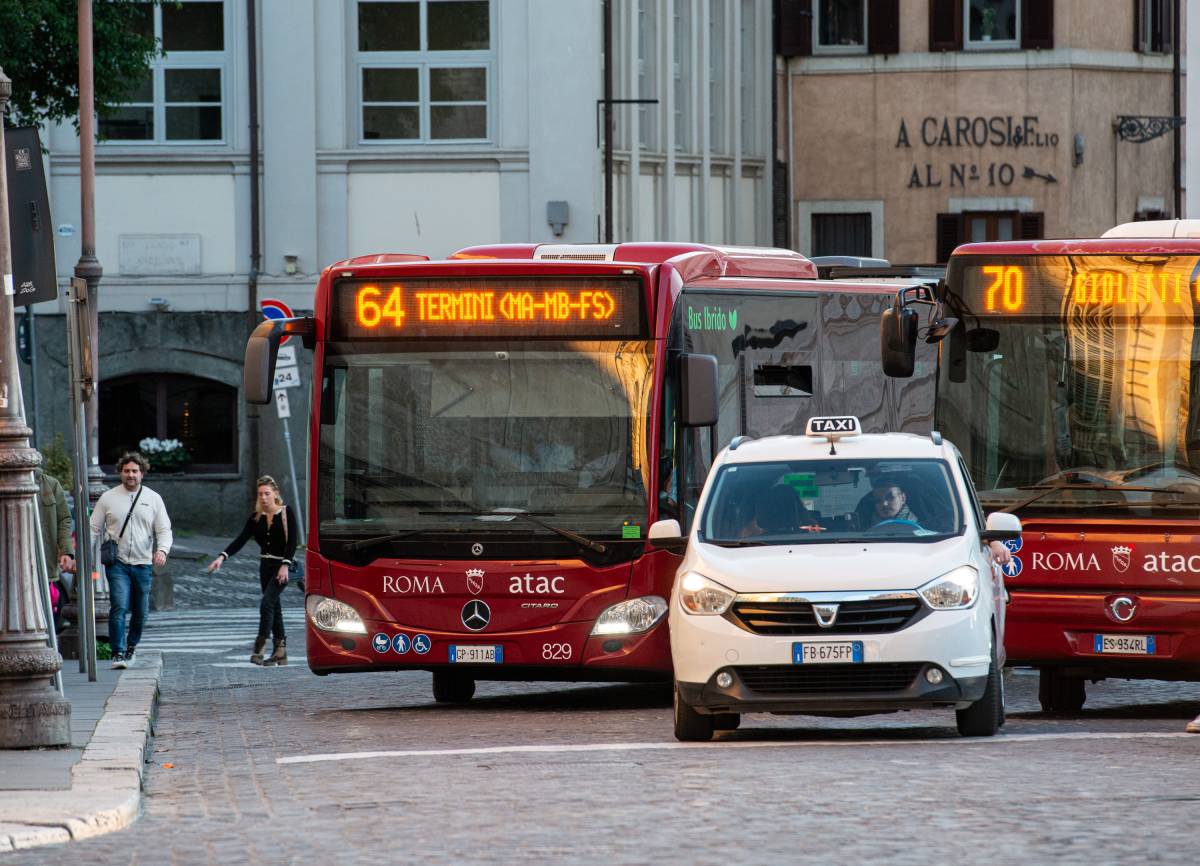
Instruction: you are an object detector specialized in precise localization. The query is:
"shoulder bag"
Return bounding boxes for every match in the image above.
[281,507,305,585]
[100,487,143,567]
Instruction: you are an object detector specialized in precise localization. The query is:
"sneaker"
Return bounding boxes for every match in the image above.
[111,652,127,670]
[125,647,136,666]
[1187,714,1200,733]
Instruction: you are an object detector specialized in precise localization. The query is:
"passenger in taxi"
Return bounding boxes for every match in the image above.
[739,485,824,538]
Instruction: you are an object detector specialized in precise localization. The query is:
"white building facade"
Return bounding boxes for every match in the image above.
[27,0,773,529]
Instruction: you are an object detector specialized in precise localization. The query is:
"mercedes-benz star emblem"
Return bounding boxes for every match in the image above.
[1108,596,1137,623]
[462,599,491,631]
[471,542,484,557]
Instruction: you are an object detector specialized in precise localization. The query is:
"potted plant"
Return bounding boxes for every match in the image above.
[981,7,997,41]
[139,437,191,473]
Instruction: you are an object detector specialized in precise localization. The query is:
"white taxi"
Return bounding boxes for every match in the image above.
[651,416,1021,741]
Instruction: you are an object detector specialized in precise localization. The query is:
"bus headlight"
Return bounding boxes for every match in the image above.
[306,594,367,633]
[678,572,735,615]
[590,596,668,636]
[919,567,979,610]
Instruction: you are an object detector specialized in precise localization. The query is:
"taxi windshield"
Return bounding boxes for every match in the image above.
[698,458,964,546]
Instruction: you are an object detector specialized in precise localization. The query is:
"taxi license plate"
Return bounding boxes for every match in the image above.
[793,641,863,664]
[449,645,503,664]
[1093,634,1155,655]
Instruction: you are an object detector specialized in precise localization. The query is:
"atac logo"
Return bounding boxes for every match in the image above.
[1111,545,1133,573]
[466,568,485,595]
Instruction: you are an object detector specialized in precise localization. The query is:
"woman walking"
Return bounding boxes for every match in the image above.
[207,476,298,665]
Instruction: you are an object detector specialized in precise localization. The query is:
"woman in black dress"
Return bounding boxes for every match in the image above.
[207,476,298,665]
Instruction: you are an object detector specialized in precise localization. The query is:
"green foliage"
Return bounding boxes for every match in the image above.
[96,640,112,660]
[0,0,163,129]
[41,432,73,490]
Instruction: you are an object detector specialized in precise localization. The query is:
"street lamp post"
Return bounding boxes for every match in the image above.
[0,66,72,747]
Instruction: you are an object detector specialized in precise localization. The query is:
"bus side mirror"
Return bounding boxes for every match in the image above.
[880,303,918,378]
[681,353,718,428]
[647,518,688,554]
[966,327,1000,352]
[245,320,285,404]
[980,512,1022,542]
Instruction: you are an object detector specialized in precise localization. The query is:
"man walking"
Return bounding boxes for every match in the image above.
[90,452,172,669]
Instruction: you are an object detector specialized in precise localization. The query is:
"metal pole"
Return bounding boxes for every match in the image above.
[30,509,64,696]
[602,0,614,243]
[280,416,306,546]
[26,305,37,445]
[1172,0,1182,217]
[66,279,95,679]
[0,66,72,746]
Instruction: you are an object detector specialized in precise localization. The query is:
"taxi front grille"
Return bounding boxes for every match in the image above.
[734,663,923,695]
[728,598,924,635]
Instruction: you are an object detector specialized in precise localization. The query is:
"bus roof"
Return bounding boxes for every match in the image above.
[951,238,1200,257]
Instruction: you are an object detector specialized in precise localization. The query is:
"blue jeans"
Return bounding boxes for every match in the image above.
[108,560,153,655]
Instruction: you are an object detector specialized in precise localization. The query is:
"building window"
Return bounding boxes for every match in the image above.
[637,0,658,150]
[965,0,1018,48]
[814,0,866,53]
[1136,0,1173,54]
[812,213,872,257]
[99,374,238,472]
[356,0,492,143]
[674,2,692,151]
[98,1,228,143]
[709,0,726,152]
[936,211,1043,262]
[740,0,757,154]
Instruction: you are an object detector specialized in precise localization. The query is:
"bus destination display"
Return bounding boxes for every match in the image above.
[952,255,1200,317]
[332,277,643,339]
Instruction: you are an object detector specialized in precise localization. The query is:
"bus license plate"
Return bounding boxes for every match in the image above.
[1093,634,1155,655]
[449,645,503,664]
[793,641,863,664]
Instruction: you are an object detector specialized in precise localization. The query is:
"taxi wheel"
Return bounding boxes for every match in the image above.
[673,684,714,742]
[712,713,741,731]
[956,653,1001,737]
[1037,669,1085,713]
[432,671,476,704]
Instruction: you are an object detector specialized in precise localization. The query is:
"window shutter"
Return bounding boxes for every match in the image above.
[936,213,964,262]
[1133,0,1141,52]
[1021,0,1054,49]
[928,0,962,51]
[868,0,901,55]
[1018,212,1045,240]
[1158,0,1173,53]
[778,0,813,57]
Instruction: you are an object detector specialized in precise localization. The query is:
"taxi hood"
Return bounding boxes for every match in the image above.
[685,535,974,593]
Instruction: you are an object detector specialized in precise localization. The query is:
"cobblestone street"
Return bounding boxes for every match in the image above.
[10,603,1200,866]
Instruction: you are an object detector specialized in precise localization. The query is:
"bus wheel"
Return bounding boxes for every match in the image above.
[1038,668,1085,713]
[432,671,476,703]
[673,683,714,742]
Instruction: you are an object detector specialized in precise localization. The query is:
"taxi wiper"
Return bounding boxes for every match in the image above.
[706,539,771,547]
[419,508,607,554]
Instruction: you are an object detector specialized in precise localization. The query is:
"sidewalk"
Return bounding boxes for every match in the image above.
[0,652,163,851]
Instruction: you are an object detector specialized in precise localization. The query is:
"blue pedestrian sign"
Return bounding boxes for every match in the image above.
[1002,555,1023,578]
[372,632,390,654]
[391,633,411,654]
[412,633,431,655]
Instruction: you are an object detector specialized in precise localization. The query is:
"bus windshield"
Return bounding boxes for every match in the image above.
[317,340,655,541]
[939,253,1200,515]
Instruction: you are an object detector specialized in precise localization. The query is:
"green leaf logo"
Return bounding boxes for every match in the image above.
[728,309,738,330]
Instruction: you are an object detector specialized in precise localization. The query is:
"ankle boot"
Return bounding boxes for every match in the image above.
[263,638,287,666]
[250,637,267,665]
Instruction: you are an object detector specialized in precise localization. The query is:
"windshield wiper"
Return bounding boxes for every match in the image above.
[419,508,607,554]
[335,527,461,552]
[998,482,1200,514]
[706,539,771,548]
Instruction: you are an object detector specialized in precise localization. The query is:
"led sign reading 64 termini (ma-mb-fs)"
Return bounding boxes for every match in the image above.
[332,277,643,339]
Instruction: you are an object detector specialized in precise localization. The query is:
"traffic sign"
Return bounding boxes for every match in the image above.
[274,389,291,419]
[273,366,302,390]
[276,344,297,369]
[261,298,295,344]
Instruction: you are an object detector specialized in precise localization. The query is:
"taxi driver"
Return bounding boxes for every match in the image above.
[871,479,917,525]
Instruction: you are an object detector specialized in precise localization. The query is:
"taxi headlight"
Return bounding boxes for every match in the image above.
[306,594,367,633]
[678,572,736,616]
[590,596,668,636]
[919,566,979,610]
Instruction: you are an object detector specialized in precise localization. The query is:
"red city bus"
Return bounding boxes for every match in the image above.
[882,234,1200,711]
[244,243,936,702]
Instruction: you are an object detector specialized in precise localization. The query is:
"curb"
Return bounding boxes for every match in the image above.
[0,652,163,852]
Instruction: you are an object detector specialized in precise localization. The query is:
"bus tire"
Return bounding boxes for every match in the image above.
[673,683,714,742]
[432,671,475,703]
[1038,668,1085,713]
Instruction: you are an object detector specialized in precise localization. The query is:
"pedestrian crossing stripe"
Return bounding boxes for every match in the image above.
[129,609,306,654]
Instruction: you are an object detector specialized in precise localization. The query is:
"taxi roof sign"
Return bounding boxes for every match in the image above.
[806,416,862,438]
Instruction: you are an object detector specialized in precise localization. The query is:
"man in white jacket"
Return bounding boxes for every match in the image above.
[90,451,172,669]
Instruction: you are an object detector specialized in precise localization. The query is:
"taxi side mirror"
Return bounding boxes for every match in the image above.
[980,512,1021,542]
[647,518,688,555]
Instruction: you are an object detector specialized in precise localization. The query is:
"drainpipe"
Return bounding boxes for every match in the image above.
[246,0,261,502]
[1173,0,1182,217]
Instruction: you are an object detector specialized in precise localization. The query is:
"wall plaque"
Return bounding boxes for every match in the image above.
[118,234,202,276]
